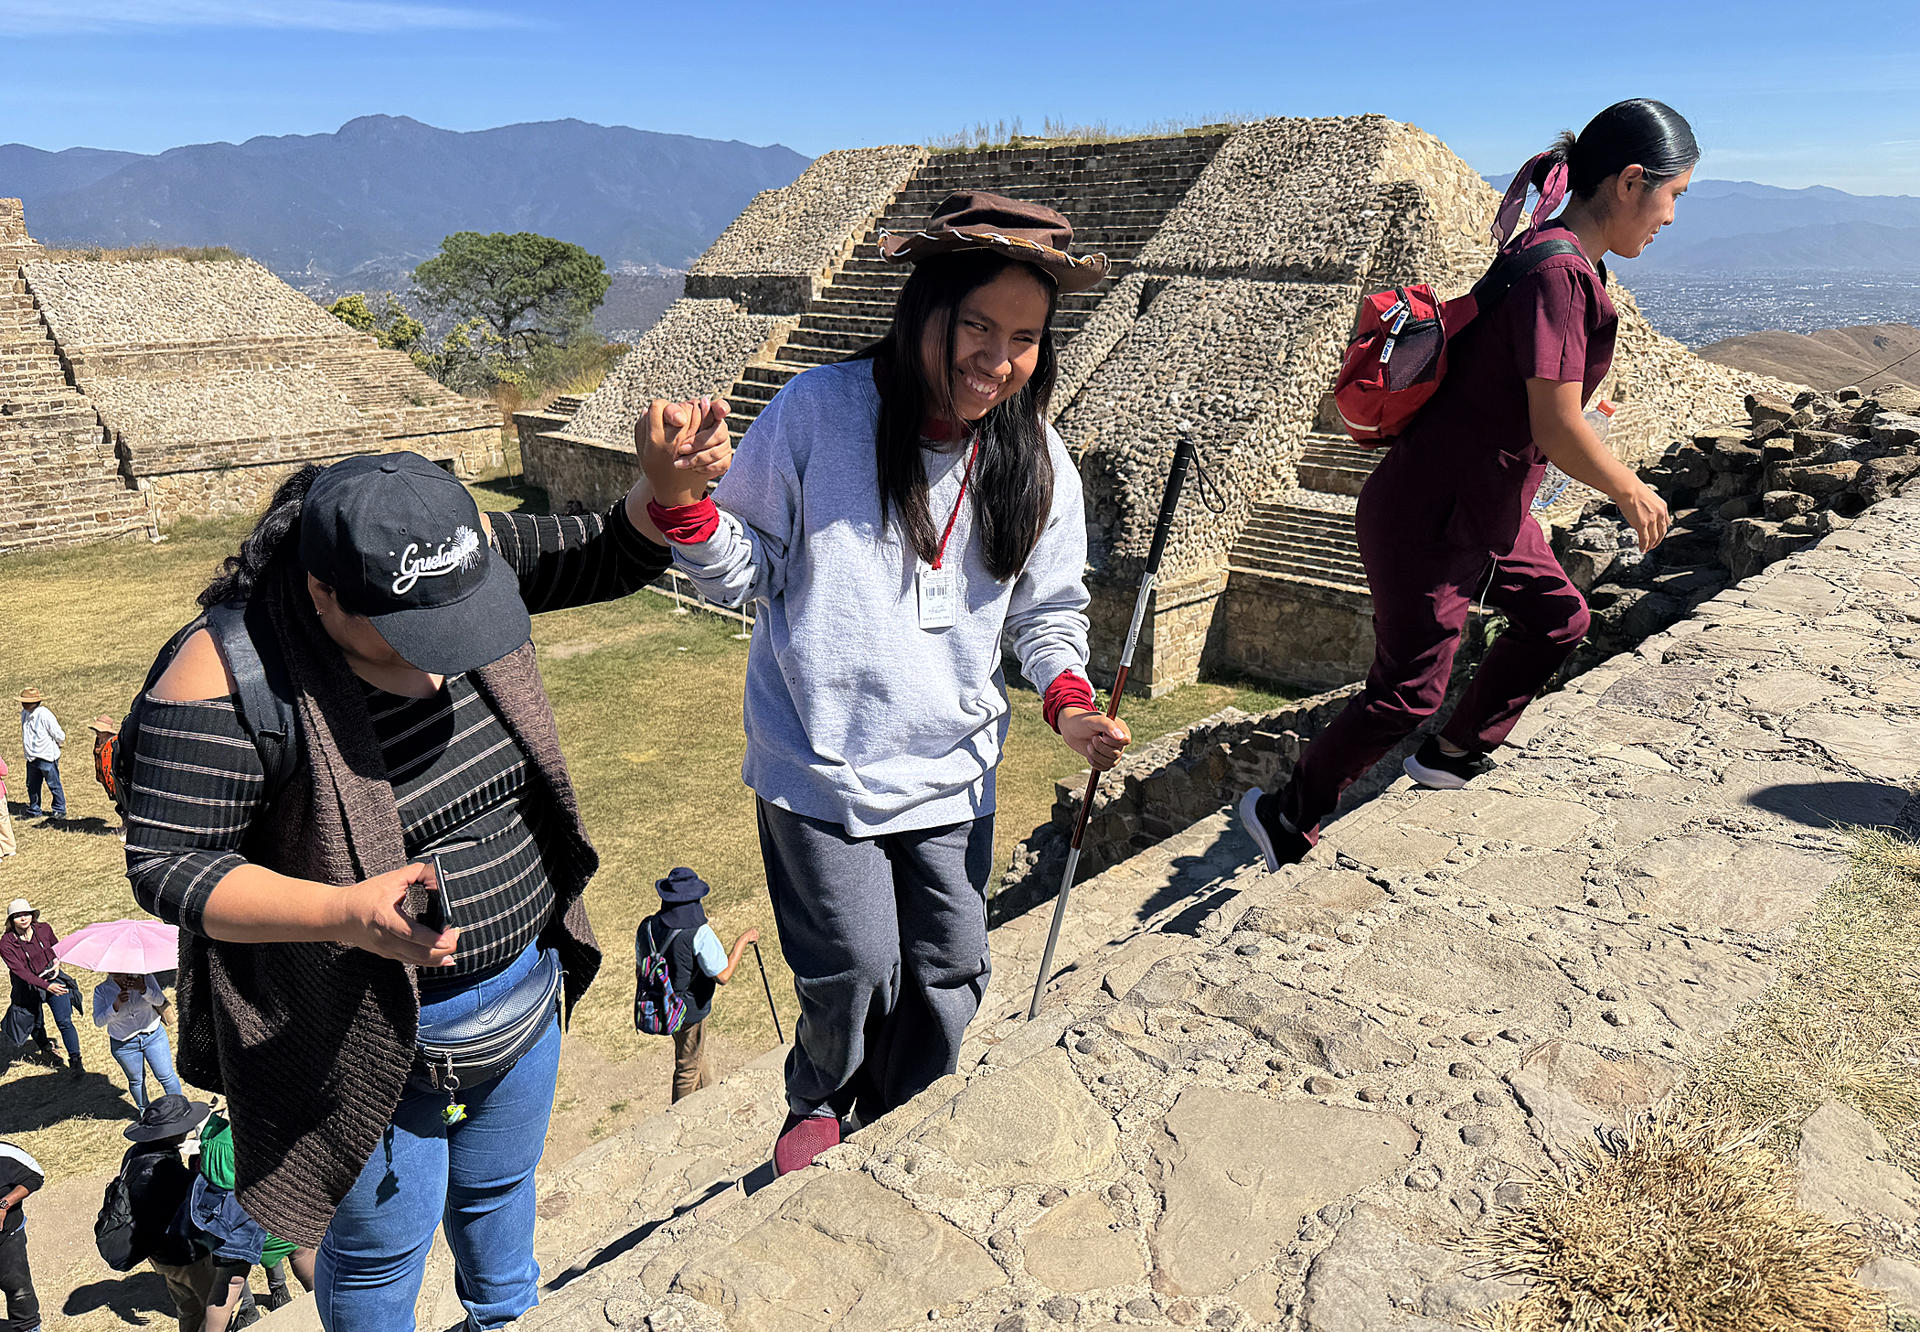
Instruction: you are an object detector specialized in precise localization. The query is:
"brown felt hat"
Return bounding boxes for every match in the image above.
[89,714,118,733]
[17,688,42,706]
[879,191,1109,294]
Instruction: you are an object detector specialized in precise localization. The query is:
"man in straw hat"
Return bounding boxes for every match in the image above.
[15,690,65,821]
[2,900,82,1075]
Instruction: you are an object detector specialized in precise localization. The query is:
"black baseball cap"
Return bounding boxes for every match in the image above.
[299,452,531,675]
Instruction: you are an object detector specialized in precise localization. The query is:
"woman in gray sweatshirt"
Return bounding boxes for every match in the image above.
[642,193,1131,1173]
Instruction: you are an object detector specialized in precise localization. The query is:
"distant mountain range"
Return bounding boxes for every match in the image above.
[1485,174,1920,275]
[0,116,809,288]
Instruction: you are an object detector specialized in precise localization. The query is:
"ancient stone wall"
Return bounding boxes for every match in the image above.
[565,300,797,450]
[12,241,501,531]
[511,487,1920,1331]
[685,146,927,311]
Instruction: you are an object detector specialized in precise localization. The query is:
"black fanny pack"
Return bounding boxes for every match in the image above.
[415,947,562,1102]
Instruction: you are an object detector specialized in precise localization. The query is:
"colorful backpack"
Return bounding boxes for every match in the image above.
[1332,154,1584,446]
[634,918,690,1035]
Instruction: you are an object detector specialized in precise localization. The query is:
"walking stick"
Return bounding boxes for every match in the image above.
[1028,431,1199,1019]
[751,941,784,1044]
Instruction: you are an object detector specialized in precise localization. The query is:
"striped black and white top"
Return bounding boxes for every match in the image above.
[126,502,671,980]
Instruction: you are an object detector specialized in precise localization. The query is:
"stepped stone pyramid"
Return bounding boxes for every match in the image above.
[519,118,1786,694]
[0,200,502,553]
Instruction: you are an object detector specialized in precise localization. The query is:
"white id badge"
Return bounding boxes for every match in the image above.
[917,564,957,630]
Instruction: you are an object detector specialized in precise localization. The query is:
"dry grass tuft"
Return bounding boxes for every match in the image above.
[37,243,248,264]
[1466,1113,1884,1332]
[1690,826,1920,1170]
[928,114,1245,154]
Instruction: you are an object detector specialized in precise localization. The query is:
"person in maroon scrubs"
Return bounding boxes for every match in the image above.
[1242,99,1696,870]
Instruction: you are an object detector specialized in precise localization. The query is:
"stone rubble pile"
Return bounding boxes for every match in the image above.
[1558,382,1920,672]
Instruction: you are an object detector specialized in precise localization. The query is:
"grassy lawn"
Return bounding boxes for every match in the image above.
[0,480,1288,1186]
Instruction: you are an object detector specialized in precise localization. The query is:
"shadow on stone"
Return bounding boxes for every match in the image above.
[1742,780,1910,830]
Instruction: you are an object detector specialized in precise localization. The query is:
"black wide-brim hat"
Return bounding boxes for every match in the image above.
[126,1094,212,1142]
[880,190,1110,295]
[655,867,711,905]
[300,453,532,676]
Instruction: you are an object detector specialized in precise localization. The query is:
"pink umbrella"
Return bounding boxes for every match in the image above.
[53,919,180,974]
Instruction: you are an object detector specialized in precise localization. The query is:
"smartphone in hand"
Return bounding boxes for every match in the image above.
[414,854,449,933]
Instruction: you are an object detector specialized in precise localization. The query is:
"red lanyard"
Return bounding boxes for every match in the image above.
[932,436,980,571]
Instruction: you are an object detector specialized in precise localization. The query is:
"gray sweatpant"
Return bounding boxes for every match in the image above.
[756,799,993,1122]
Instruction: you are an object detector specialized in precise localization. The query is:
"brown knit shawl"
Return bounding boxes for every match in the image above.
[170,564,601,1246]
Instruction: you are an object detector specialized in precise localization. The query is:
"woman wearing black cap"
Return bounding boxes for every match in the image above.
[640,192,1132,1174]
[119,438,726,1331]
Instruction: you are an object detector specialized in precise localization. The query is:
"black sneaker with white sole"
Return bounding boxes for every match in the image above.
[1403,737,1497,790]
[1238,786,1313,873]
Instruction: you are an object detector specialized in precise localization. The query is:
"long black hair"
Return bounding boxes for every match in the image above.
[851,250,1058,582]
[198,464,321,608]
[1531,98,1699,202]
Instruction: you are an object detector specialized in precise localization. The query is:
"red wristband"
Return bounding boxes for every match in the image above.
[1042,671,1097,733]
[646,497,720,544]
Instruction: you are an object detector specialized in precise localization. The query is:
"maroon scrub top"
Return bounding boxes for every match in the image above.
[1360,223,1618,558]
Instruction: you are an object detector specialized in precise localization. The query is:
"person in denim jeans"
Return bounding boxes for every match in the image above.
[92,973,182,1113]
[16,691,65,821]
[315,941,561,1329]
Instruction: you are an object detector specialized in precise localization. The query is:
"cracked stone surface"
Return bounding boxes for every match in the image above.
[488,495,1920,1332]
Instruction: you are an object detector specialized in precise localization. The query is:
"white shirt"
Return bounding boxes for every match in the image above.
[93,976,165,1041]
[20,706,63,762]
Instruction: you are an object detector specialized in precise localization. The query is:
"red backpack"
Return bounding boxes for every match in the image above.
[1333,155,1583,447]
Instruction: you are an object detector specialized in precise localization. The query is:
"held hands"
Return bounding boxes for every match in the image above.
[47,981,68,997]
[332,862,459,969]
[1060,708,1132,772]
[1617,482,1671,554]
[639,398,733,507]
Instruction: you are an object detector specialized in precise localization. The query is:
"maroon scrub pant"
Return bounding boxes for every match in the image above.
[1277,512,1589,837]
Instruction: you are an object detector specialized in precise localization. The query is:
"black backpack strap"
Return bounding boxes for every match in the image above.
[204,599,300,804]
[1469,238,1583,313]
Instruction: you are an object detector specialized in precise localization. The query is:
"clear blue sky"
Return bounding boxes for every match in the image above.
[4,0,1916,195]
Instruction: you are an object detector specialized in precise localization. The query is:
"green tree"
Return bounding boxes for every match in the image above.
[326,291,425,353]
[412,232,609,359]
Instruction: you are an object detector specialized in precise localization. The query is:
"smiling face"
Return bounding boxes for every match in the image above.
[919,264,1053,424]
[1603,163,1694,260]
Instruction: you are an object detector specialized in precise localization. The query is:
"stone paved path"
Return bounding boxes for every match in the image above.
[496,493,1920,1330]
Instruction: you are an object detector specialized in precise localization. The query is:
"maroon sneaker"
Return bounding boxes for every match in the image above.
[774,1113,842,1175]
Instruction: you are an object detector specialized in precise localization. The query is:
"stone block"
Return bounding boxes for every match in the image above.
[1022,1192,1147,1293]
[1795,1100,1920,1234]
[1149,1087,1418,1296]
[1618,832,1840,931]
[664,1170,1000,1331]
[910,1047,1119,1186]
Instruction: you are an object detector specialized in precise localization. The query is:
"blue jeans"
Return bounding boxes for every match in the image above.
[23,759,62,818]
[314,944,561,1332]
[109,1025,181,1111]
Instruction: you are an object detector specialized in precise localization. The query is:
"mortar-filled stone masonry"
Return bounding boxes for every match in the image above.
[0,201,500,551]
[249,486,1920,1332]
[519,117,1795,695]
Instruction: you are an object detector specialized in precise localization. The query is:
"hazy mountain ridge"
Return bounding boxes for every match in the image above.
[1699,322,1920,392]
[0,115,809,281]
[1483,173,1920,275]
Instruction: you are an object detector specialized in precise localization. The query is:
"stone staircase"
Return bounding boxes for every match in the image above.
[1295,430,1380,497]
[1231,499,1367,591]
[720,134,1231,437]
[0,267,150,552]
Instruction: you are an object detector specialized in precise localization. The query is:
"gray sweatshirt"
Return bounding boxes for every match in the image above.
[672,359,1091,836]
